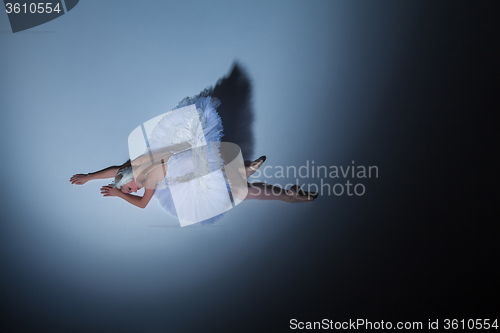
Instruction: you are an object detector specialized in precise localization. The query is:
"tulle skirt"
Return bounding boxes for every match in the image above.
[149,96,231,226]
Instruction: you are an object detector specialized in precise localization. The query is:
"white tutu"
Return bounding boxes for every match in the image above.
[149,96,231,225]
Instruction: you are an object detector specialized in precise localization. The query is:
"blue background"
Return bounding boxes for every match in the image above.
[0,1,497,332]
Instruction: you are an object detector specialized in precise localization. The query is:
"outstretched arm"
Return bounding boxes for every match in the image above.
[70,163,126,185]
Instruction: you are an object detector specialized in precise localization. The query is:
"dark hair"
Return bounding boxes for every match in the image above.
[120,159,132,170]
[114,160,132,184]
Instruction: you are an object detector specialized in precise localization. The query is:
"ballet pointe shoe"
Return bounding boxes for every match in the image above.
[245,156,266,178]
[284,185,318,202]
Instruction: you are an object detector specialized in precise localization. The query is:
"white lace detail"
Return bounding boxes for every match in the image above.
[166,171,196,185]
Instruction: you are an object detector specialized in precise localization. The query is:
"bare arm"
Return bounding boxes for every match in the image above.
[100,172,159,208]
[70,163,127,185]
[88,166,121,180]
[115,188,155,209]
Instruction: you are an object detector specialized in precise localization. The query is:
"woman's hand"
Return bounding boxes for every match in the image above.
[100,185,121,197]
[70,174,90,185]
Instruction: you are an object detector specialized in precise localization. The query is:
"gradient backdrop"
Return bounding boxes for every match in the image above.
[0,1,498,332]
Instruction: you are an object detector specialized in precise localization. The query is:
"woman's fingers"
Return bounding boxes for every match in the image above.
[70,174,88,185]
[70,175,82,184]
[101,186,112,196]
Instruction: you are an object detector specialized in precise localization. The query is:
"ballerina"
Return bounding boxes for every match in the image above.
[70,66,317,225]
[70,155,317,206]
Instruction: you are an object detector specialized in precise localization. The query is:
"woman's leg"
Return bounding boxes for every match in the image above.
[245,182,317,203]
